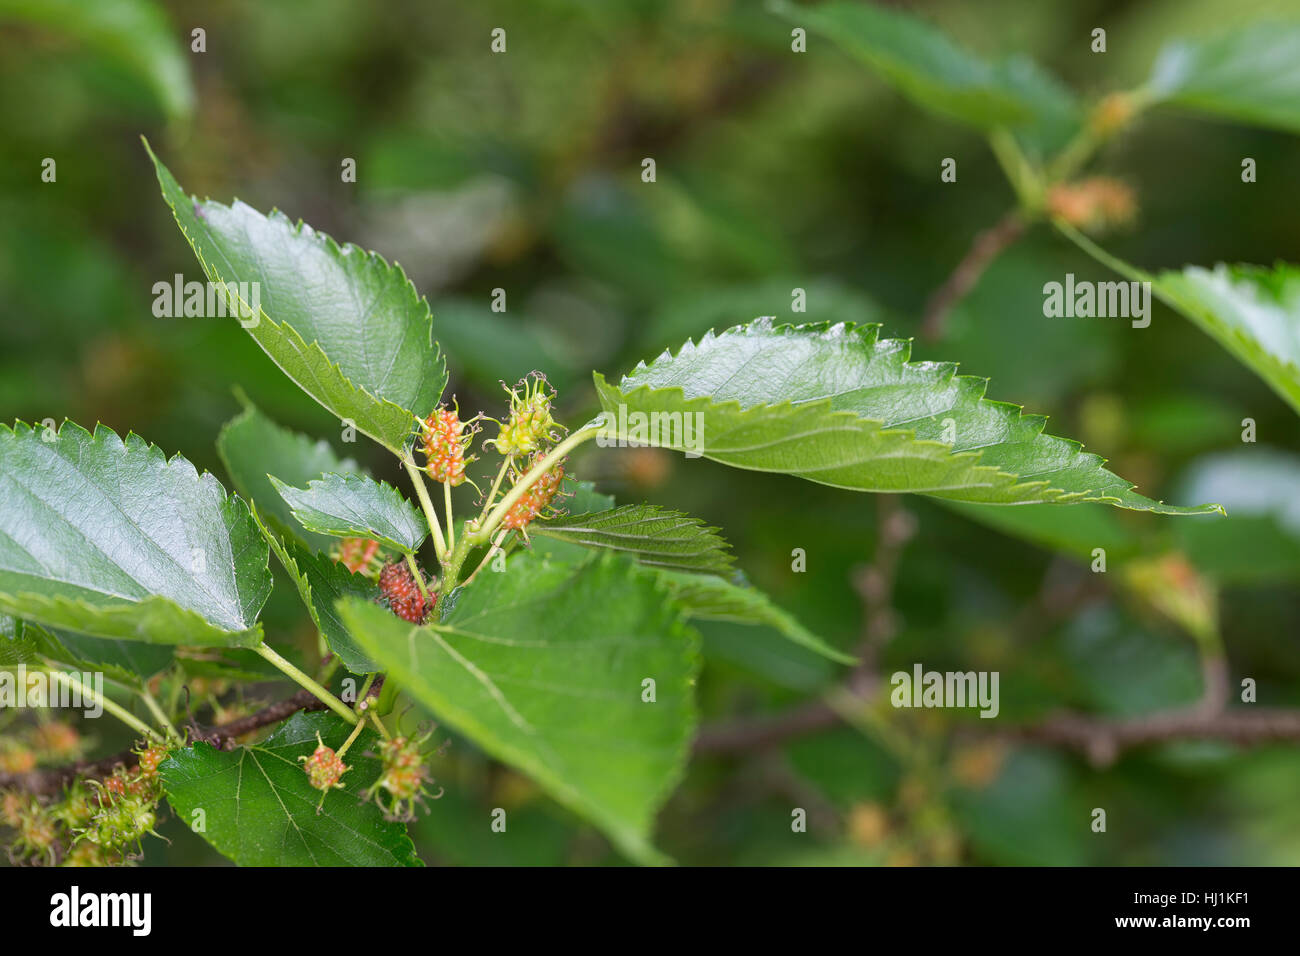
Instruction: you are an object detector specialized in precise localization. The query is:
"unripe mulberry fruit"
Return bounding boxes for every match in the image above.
[335,536,382,576]
[502,456,565,531]
[1,789,26,827]
[14,803,59,863]
[490,373,561,457]
[1045,177,1135,234]
[63,839,114,867]
[0,741,36,774]
[33,721,82,761]
[135,742,170,781]
[423,406,475,486]
[54,781,97,830]
[365,732,439,821]
[299,734,348,792]
[378,561,429,624]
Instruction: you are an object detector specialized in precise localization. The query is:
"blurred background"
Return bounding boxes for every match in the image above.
[2,0,1300,865]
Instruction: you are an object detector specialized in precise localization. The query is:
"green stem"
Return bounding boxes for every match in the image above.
[375,677,400,717]
[404,552,431,602]
[354,674,376,712]
[46,669,162,743]
[255,643,358,726]
[471,424,600,546]
[479,458,512,520]
[444,480,456,551]
[403,457,449,564]
[336,711,369,758]
[463,530,509,587]
[987,129,1043,211]
[369,710,392,740]
[139,686,180,742]
[1047,87,1157,183]
[1053,219,1148,283]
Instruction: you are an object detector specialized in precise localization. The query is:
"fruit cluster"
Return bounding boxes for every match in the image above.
[365,731,440,822]
[334,536,383,577]
[489,372,562,458]
[1045,176,1135,234]
[0,739,168,867]
[299,733,349,793]
[423,404,477,486]
[378,561,431,624]
[502,453,566,532]
[0,719,84,773]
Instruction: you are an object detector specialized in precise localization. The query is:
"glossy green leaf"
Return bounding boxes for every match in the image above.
[772,0,1079,152]
[217,395,362,551]
[254,507,381,674]
[655,569,855,665]
[146,141,446,452]
[340,553,699,865]
[0,421,271,647]
[1154,263,1300,416]
[529,488,845,664]
[0,0,194,121]
[595,319,1218,515]
[160,711,421,867]
[1148,22,1300,133]
[533,505,735,575]
[1061,224,1300,417]
[271,473,427,555]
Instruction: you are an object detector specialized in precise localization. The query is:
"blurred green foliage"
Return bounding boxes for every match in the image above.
[3,0,1300,866]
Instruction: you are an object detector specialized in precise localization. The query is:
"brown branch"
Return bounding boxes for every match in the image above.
[919,211,1026,341]
[1000,707,1300,767]
[694,700,841,756]
[848,494,915,692]
[0,679,383,796]
[698,497,912,756]
[696,692,1300,761]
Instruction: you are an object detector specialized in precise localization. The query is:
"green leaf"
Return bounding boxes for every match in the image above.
[339,553,699,865]
[562,478,615,516]
[1153,263,1300,416]
[145,140,446,453]
[0,615,38,668]
[217,395,362,551]
[533,505,736,575]
[160,711,421,866]
[0,421,271,647]
[1148,22,1300,133]
[595,319,1218,515]
[656,569,856,666]
[271,473,427,555]
[26,625,174,684]
[1060,223,1300,417]
[0,0,194,121]
[253,506,381,674]
[529,485,845,664]
[772,0,1079,152]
